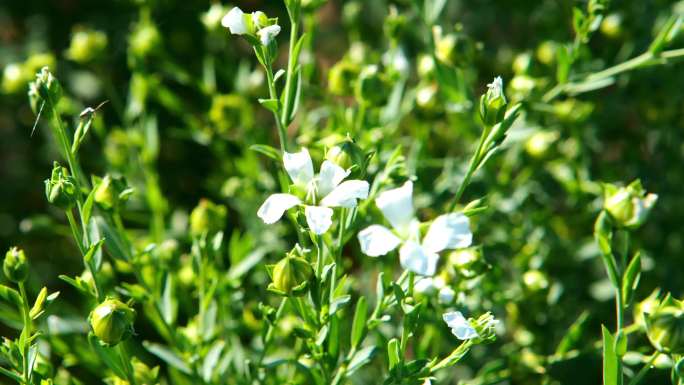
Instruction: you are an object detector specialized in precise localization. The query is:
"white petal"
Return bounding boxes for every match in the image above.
[422,213,472,253]
[305,205,333,235]
[257,194,300,224]
[442,311,478,340]
[318,160,350,197]
[283,148,314,187]
[438,287,455,304]
[357,225,401,257]
[221,7,248,35]
[375,181,414,232]
[257,24,281,45]
[399,241,439,276]
[321,180,369,208]
[414,277,436,294]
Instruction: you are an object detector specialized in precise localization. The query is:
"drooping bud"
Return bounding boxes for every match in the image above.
[603,180,658,229]
[479,76,507,126]
[189,199,227,238]
[269,246,313,296]
[644,294,684,354]
[326,138,365,171]
[94,175,131,211]
[88,298,136,346]
[44,162,77,209]
[4,247,29,283]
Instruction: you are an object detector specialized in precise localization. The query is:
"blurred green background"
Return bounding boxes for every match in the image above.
[1,0,684,384]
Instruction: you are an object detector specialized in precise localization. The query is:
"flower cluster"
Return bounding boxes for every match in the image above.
[222,7,281,46]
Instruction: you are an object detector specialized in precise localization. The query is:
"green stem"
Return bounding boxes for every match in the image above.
[615,282,625,385]
[118,342,137,385]
[65,209,86,255]
[263,53,289,153]
[18,283,31,385]
[626,352,658,385]
[280,13,300,129]
[543,48,684,102]
[448,125,490,212]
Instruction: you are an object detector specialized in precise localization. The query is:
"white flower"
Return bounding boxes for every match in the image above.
[221,7,248,35]
[257,25,281,45]
[442,311,478,340]
[486,76,504,99]
[357,181,472,276]
[257,148,369,234]
[438,286,455,304]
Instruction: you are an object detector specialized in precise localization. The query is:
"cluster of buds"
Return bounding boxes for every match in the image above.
[642,293,684,354]
[44,162,77,209]
[268,245,313,296]
[3,247,28,283]
[189,199,227,238]
[222,7,281,47]
[89,298,136,346]
[602,180,658,229]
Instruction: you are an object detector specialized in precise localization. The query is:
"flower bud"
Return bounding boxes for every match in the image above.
[479,76,507,126]
[44,162,77,209]
[89,298,136,346]
[2,63,28,94]
[634,289,661,328]
[129,19,162,61]
[189,199,227,237]
[448,247,489,279]
[355,65,390,106]
[328,60,359,96]
[33,67,62,105]
[645,294,684,354]
[112,358,159,385]
[66,28,108,64]
[4,247,29,283]
[600,13,623,39]
[524,130,559,159]
[326,139,365,171]
[94,175,131,211]
[270,249,313,296]
[603,180,658,229]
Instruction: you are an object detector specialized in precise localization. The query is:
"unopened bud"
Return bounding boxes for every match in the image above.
[603,180,658,229]
[269,248,313,296]
[66,28,108,64]
[44,162,77,209]
[89,298,136,346]
[355,65,390,106]
[479,76,507,126]
[645,294,684,354]
[4,247,29,283]
[189,199,227,237]
[94,175,131,211]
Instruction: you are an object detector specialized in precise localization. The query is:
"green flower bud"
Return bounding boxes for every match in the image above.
[66,28,108,64]
[2,63,28,94]
[635,289,661,328]
[189,199,227,237]
[536,41,557,65]
[129,19,162,60]
[600,13,623,39]
[479,76,507,126]
[33,67,62,105]
[355,65,390,106]
[448,247,489,279]
[94,175,131,211]
[522,270,549,292]
[269,247,313,296]
[524,130,559,158]
[512,52,532,75]
[44,162,77,209]
[4,247,29,283]
[328,60,359,96]
[603,180,658,229]
[112,358,159,385]
[89,298,136,346]
[384,7,408,42]
[645,294,684,354]
[326,139,365,171]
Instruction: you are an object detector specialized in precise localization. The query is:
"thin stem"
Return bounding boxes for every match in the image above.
[280,13,300,129]
[18,283,31,385]
[118,343,137,385]
[448,125,490,212]
[615,283,625,385]
[65,209,86,255]
[263,53,288,153]
[626,352,658,385]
